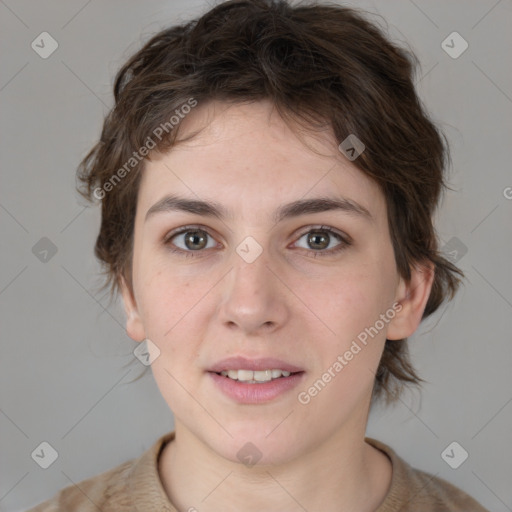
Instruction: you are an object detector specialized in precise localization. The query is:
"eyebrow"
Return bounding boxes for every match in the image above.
[145,194,373,223]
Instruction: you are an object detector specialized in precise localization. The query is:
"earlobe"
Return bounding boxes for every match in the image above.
[119,275,146,342]
[386,262,435,341]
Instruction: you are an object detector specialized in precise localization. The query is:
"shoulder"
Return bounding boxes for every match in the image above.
[402,465,489,511]
[366,438,490,512]
[26,432,175,512]
[26,458,135,512]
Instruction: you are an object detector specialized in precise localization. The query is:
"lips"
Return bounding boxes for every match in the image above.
[207,356,304,374]
[209,370,305,404]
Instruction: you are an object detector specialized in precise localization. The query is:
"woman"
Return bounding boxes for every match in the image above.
[29,1,489,510]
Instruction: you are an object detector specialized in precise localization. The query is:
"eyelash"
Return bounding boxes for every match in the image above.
[163,224,351,259]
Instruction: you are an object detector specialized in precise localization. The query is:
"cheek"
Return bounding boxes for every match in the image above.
[297,280,388,421]
[137,264,195,336]
[297,260,395,395]
[303,262,393,340]
[139,272,204,415]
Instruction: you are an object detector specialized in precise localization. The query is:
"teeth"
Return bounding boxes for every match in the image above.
[219,369,293,382]
[238,369,253,381]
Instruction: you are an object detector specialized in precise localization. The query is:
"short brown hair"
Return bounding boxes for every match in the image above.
[77,0,463,404]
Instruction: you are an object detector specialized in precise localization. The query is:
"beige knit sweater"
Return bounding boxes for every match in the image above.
[28,431,489,511]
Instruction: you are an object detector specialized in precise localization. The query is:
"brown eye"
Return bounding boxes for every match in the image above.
[183,230,208,250]
[307,230,331,250]
[166,227,216,253]
[293,226,350,257]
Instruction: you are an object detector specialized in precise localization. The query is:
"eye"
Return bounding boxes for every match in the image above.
[164,226,218,254]
[163,224,351,258]
[293,226,350,256]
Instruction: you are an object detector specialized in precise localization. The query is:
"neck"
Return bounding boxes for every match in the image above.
[159,420,392,512]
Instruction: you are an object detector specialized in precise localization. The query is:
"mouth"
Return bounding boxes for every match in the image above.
[212,368,303,383]
[207,357,305,404]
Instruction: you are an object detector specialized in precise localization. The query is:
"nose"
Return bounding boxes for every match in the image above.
[217,247,290,336]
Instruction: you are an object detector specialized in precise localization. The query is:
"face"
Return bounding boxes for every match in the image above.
[121,100,431,465]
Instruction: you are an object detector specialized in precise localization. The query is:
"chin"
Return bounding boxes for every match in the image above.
[202,422,305,467]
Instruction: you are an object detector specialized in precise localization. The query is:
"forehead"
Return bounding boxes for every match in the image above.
[137,100,386,224]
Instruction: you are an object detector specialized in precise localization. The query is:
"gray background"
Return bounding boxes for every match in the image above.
[1,0,511,510]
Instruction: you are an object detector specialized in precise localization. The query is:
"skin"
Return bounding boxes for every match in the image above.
[121,100,433,512]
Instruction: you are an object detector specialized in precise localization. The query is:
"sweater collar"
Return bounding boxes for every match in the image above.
[125,431,410,511]
[127,430,177,511]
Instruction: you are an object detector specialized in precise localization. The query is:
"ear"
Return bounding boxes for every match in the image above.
[119,275,146,342]
[386,262,434,340]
